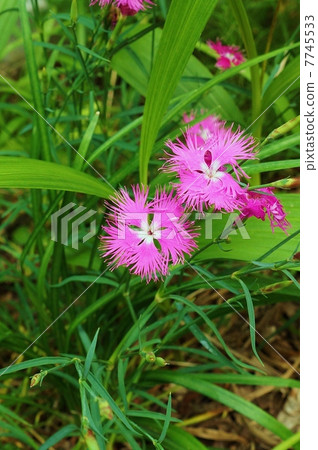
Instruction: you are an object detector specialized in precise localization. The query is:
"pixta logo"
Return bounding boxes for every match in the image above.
[51,203,97,249]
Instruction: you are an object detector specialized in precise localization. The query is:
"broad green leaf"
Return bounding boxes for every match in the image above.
[196,194,299,262]
[0,157,114,198]
[138,0,218,184]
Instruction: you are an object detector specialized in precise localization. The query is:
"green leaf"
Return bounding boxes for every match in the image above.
[244,159,300,175]
[0,1,18,61]
[139,0,217,185]
[158,392,172,443]
[84,328,100,379]
[236,278,263,365]
[0,357,71,377]
[77,43,109,63]
[143,371,294,441]
[74,111,100,171]
[0,157,114,198]
[259,134,300,160]
[39,425,79,450]
[182,373,299,388]
[86,373,140,435]
[19,0,51,162]
[272,432,300,450]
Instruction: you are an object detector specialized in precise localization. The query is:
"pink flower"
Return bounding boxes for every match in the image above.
[100,186,197,282]
[238,187,291,233]
[89,0,153,15]
[207,40,245,70]
[164,126,256,212]
[183,112,225,145]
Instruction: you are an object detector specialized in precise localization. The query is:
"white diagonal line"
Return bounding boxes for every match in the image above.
[185,260,300,376]
[0,72,115,191]
[245,76,300,132]
[0,268,108,378]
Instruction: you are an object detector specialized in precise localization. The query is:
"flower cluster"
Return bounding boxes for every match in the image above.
[207,40,245,70]
[89,0,153,15]
[100,113,290,282]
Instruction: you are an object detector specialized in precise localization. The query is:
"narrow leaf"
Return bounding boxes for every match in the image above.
[84,328,100,378]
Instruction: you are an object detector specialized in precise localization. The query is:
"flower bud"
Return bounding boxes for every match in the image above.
[30,373,41,388]
[155,357,168,367]
[145,352,156,363]
[270,178,299,189]
[70,0,78,26]
[267,116,300,141]
[30,370,47,388]
[260,280,292,294]
[83,430,99,450]
[98,398,113,420]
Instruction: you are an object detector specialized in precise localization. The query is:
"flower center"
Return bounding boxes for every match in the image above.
[134,217,164,244]
[200,153,224,182]
[225,52,235,61]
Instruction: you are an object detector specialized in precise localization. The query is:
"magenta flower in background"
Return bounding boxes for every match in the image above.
[100,186,197,282]
[183,111,225,145]
[207,40,245,70]
[89,0,153,15]
[238,187,291,233]
[164,126,256,212]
